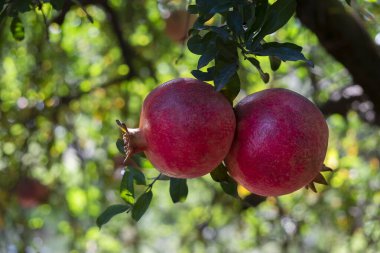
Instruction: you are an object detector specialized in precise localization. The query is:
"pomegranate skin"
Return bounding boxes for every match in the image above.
[139,78,236,178]
[225,88,328,196]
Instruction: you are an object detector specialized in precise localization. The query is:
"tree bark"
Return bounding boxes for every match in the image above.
[296,0,380,124]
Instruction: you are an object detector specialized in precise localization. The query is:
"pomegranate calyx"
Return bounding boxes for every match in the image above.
[305,164,333,193]
[116,120,147,165]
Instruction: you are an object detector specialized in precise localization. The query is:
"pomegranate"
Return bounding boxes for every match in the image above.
[118,78,236,178]
[225,88,329,196]
[164,10,197,43]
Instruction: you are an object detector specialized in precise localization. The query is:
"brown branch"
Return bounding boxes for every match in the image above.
[296,0,380,125]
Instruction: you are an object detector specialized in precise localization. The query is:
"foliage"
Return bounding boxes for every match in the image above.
[0,0,379,252]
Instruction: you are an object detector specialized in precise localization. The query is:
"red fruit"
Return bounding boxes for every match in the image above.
[225,88,329,196]
[15,177,50,208]
[120,78,236,178]
[164,10,197,43]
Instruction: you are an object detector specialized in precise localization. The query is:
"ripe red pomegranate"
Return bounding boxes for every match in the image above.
[164,10,197,43]
[225,88,329,196]
[118,78,236,178]
[15,177,50,208]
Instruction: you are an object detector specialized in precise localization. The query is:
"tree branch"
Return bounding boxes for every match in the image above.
[296,0,380,124]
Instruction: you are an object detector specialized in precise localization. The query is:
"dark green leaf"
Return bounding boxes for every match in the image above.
[187,5,198,14]
[191,67,215,81]
[169,178,188,203]
[345,0,351,5]
[269,56,282,71]
[12,0,32,13]
[50,0,65,10]
[249,0,268,33]
[227,9,244,36]
[197,46,216,69]
[220,180,238,198]
[120,170,135,205]
[10,16,24,41]
[220,73,240,104]
[247,57,270,83]
[187,33,215,55]
[96,204,130,229]
[254,42,313,66]
[210,26,230,41]
[131,191,153,221]
[210,163,230,183]
[214,62,238,91]
[130,167,146,185]
[116,139,125,155]
[258,0,296,37]
[209,0,233,14]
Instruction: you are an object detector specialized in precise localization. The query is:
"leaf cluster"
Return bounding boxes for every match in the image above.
[187,0,312,102]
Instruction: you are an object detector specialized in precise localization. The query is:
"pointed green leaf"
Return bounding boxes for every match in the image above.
[96,204,130,229]
[131,191,153,221]
[247,57,270,83]
[191,67,215,81]
[254,42,313,66]
[210,163,230,183]
[197,46,216,69]
[130,167,146,185]
[169,178,188,203]
[220,179,238,198]
[220,73,240,104]
[259,0,296,36]
[214,62,238,91]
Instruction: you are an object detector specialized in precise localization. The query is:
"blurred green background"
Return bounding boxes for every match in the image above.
[1,0,380,252]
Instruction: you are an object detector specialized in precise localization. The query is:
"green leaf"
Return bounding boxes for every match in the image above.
[120,170,134,205]
[209,0,233,15]
[10,16,24,41]
[214,62,238,91]
[220,73,240,104]
[226,9,244,36]
[210,163,230,183]
[129,167,146,185]
[269,56,282,71]
[254,42,313,66]
[169,178,188,203]
[187,5,199,14]
[197,46,216,69]
[96,204,130,229]
[258,0,296,37]
[249,0,268,33]
[131,190,153,221]
[220,180,238,198]
[187,33,215,55]
[116,139,125,155]
[345,0,351,5]
[50,0,65,10]
[191,67,215,81]
[12,0,32,13]
[247,57,270,83]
